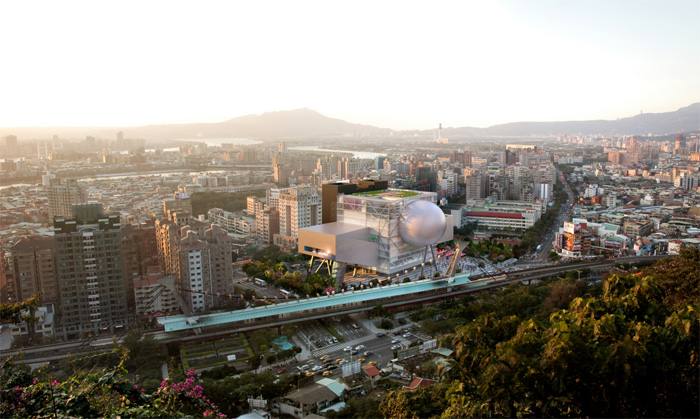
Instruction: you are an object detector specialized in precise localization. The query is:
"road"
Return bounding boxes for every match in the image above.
[532,168,575,262]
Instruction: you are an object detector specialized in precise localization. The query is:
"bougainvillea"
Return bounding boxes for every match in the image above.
[0,356,226,417]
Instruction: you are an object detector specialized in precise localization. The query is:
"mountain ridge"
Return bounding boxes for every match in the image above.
[1,103,698,140]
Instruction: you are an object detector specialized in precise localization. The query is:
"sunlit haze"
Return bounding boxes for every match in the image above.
[1,0,699,129]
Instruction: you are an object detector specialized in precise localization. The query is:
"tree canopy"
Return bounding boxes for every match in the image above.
[382,251,700,418]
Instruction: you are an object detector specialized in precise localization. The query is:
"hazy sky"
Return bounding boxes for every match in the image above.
[1,0,698,129]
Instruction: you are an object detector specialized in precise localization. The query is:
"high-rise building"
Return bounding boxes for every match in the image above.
[415,166,437,192]
[0,250,13,304]
[121,222,159,314]
[156,218,233,312]
[4,237,58,307]
[674,134,686,155]
[375,156,386,171]
[54,204,128,338]
[438,170,459,197]
[255,207,280,244]
[276,186,321,247]
[464,168,487,203]
[47,179,86,222]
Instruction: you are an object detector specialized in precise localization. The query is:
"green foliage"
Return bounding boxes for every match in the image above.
[190,190,265,216]
[0,296,39,323]
[0,357,224,418]
[242,246,332,296]
[462,239,514,262]
[385,255,700,418]
[202,370,295,417]
[454,222,477,238]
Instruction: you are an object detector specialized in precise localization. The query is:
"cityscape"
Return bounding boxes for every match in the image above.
[1,1,699,418]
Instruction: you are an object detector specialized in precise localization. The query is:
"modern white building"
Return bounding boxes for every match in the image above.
[298,189,453,278]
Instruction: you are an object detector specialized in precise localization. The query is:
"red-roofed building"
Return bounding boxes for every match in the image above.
[362,364,381,387]
[404,376,435,392]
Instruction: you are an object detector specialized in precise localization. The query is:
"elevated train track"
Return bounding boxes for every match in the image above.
[3,255,666,361]
[152,255,665,342]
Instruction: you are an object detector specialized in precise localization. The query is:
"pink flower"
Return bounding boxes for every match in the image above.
[203,409,214,417]
[51,379,60,387]
[32,378,38,385]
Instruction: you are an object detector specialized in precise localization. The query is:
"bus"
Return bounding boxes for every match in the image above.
[253,278,267,287]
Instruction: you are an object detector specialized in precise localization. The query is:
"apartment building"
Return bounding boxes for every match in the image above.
[54,204,128,338]
[47,179,86,221]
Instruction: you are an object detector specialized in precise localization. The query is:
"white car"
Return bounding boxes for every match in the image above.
[343,346,352,352]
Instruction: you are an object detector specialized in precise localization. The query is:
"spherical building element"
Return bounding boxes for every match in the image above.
[399,200,447,247]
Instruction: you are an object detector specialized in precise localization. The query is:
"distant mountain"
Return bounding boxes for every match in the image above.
[0,109,391,141]
[2,103,698,141]
[439,103,700,137]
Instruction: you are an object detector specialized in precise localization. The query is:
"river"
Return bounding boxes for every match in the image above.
[288,146,386,159]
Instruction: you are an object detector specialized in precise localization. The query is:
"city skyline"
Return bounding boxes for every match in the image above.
[1,0,699,129]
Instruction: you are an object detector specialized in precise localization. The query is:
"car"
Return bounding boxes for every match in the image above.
[351,350,359,355]
[402,333,411,338]
[375,332,386,338]
[391,344,401,350]
[391,339,399,344]
[354,344,365,350]
[343,346,352,352]
[319,355,329,361]
[305,371,315,377]
[322,370,333,377]
[335,358,343,364]
[358,357,366,363]
[312,365,323,372]
[363,351,371,356]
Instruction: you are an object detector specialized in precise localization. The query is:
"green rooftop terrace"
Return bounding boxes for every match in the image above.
[353,189,419,199]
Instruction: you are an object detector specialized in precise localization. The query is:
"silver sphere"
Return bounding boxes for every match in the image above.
[399,200,447,246]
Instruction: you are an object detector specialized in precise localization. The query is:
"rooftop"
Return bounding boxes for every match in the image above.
[352,189,420,200]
